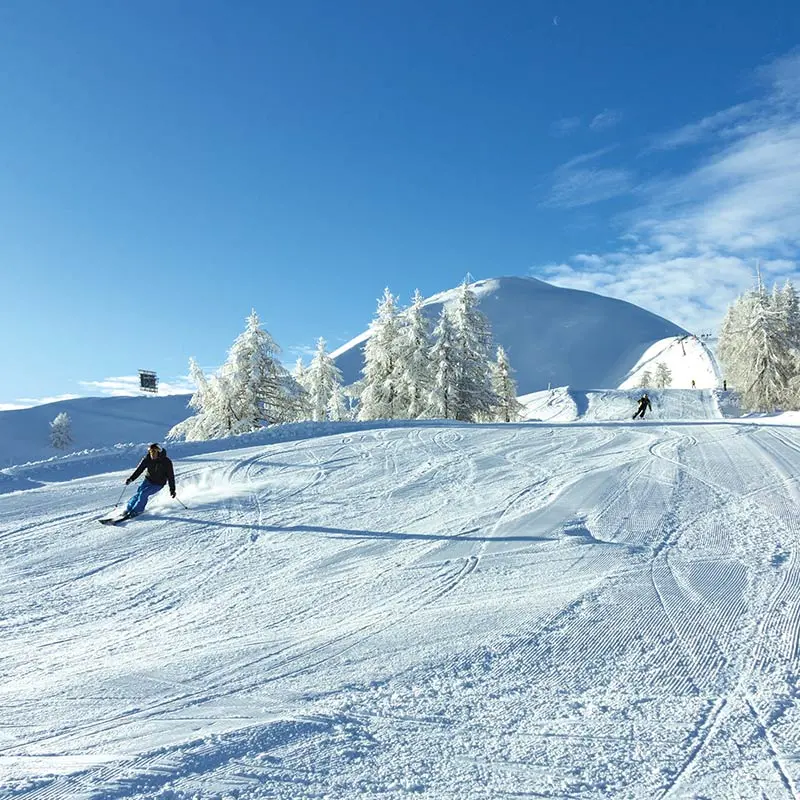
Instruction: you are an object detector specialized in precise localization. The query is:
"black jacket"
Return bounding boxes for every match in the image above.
[637,396,652,411]
[128,449,176,493]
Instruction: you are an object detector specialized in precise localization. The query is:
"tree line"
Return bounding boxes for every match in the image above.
[168,281,523,442]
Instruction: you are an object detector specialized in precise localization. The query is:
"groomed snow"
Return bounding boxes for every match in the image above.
[519,387,724,423]
[2,414,800,798]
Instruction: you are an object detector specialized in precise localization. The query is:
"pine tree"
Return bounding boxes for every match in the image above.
[742,286,795,410]
[359,288,403,420]
[50,412,73,449]
[781,280,800,351]
[719,282,796,411]
[326,384,351,421]
[781,281,800,408]
[291,357,312,420]
[292,357,308,390]
[170,358,222,440]
[427,307,460,419]
[638,369,653,388]
[449,280,497,421]
[395,289,432,419]
[306,337,343,422]
[654,361,672,389]
[490,346,524,422]
[168,310,296,440]
[717,292,750,391]
[218,310,293,431]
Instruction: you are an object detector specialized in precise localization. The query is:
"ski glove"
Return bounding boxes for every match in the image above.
[170,490,176,498]
[125,478,132,485]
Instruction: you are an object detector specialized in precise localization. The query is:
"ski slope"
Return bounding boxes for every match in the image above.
[2,420,800,798]
[618,335,721,390]
[520,387,723,423]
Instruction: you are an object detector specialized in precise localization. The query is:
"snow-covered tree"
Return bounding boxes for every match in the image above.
[306,337,343,422]
[490,346,524,422]
[292,357,308,390]
[167,358,221,441]
[653,361,672,389]
[168,310,297,440]
[291,357,312,420]
[717,292,750,391]
[719,279,797,412]
[182,357,206,416]
[743,287,795,411]
[638,369,653,388]
[449,280,497,422]
[395,289,432,419]
[221,310,294,431]
[781,280,800,351]
[359,288,403,420]
[326,384,351,421]
[50,412,73,449]
[427,307,460,419]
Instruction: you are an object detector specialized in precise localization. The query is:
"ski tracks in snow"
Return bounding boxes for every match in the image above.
[3,422,800,797]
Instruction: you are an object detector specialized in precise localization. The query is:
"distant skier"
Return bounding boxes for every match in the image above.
[632,393,652,420]
[691,379,696,389]
[123,443,176,518]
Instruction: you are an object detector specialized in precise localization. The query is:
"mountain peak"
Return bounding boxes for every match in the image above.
[333,275,688,394]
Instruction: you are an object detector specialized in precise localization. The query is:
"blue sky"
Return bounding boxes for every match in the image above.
[1,0,799,407]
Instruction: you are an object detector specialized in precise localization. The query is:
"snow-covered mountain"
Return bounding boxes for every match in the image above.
[331,276,690,394]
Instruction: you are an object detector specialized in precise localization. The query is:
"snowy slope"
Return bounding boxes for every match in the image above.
[331,276,687,394]
[520,387,723,422]
[618,334,722,389]
[2,419,800,798]
[0,394,192,468]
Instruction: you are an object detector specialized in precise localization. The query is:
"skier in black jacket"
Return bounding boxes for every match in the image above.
[123,443,176,518]
[632,393,652,420]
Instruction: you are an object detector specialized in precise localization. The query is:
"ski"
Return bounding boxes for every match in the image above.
[98,513,131,526]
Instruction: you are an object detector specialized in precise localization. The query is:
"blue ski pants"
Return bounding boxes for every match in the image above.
[126,479,164,517]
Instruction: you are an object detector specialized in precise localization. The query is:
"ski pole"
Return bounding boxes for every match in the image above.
[91,484,128,519]
[174,495,190,510]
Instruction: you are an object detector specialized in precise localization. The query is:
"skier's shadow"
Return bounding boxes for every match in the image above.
[155,515,553,543]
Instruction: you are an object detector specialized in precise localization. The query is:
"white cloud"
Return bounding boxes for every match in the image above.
[545,147,634,208]
[547,167,633,208]
[560,145,619,170]
[79,375,194,396]
[757,47,800,102]
[649,103,759,150]
[589,109,623,131]
[550,117,581,136]
[550,116,582,136]
[551,111,624,136]
[286,344,318,361]
[539,51,800,332]
[0,394,82,411]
